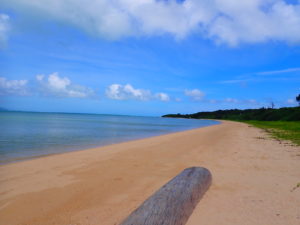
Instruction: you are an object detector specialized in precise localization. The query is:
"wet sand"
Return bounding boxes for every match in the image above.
[0,121,299,225]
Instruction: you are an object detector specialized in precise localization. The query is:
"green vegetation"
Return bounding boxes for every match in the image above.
[296,94,300,106]
[162,107,300,145]
[244,121,300,145]
[163,107,300,121]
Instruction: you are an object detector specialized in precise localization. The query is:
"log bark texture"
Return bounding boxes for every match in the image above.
[119,167,212,225]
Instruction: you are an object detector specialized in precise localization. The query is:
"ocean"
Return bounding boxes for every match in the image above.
[0,111,219,164]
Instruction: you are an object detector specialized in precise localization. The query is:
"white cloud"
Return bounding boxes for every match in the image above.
[106,84,151,101]
[184,89,205,101]
[36,74,44,81]
[0,77,28,96]
[208,0,300,46]
[257,67,300,76]
[2,0,300,45]
[106,84,170,101]
[0,14,10,46]
[220,66,300,85]
[36,72,95,98]
[155,92,170,102]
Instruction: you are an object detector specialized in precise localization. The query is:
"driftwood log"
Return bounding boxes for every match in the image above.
[119,167,212,225]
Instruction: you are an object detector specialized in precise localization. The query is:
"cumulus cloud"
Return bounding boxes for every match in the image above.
[184,89,205,101]
[2,0,300,45]
[106,84,151,101]
[0,13,10,46]
[0,76,28,96]
[36,72,95,98]
[206,0,300,46]
[106,84,170,101]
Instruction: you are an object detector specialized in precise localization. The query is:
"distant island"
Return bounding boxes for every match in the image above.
[162,107,300,121]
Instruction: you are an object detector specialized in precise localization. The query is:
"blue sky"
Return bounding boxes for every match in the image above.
[0,0,300,116]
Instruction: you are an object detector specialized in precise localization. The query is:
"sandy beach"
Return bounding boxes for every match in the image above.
[0,120,299,225]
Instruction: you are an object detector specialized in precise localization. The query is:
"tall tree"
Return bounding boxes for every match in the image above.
[296,94,300,106]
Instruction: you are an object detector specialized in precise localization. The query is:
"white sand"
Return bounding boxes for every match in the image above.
[0,121,299,225]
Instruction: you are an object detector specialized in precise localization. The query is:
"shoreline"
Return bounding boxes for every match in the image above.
[0,120,220,166]
[0,120,299,225]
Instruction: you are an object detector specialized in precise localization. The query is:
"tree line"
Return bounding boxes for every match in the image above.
[162,106,300,121]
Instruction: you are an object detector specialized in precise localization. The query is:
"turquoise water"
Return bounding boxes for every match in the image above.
[0,111,219,164]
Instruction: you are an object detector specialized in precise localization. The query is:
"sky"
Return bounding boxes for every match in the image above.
[0,0,300,116]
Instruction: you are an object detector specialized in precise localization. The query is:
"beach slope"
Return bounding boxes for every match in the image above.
[0,121,299,225]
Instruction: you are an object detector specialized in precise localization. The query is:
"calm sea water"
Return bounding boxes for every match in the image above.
[0,111,219,164]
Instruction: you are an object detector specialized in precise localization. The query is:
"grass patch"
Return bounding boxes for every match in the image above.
[243,121,300,145]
